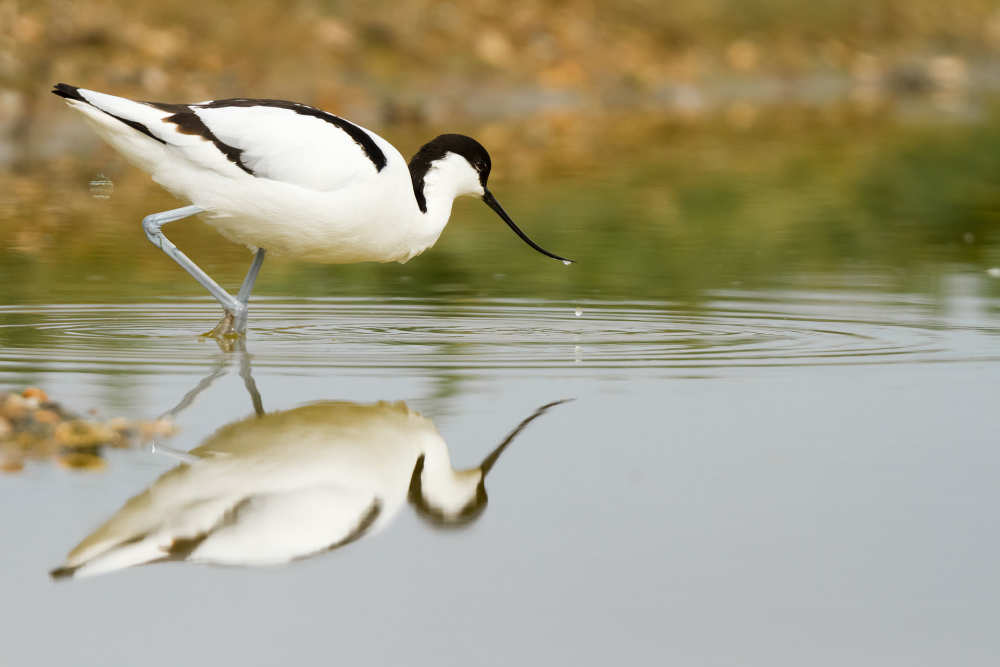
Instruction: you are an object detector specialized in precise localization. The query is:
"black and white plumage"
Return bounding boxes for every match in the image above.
[52,83,571,336]
[50,397,565,578]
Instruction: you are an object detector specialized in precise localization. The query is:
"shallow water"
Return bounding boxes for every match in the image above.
[1,286,999,665]
[3,114,1000,665]
[1,289,999,375]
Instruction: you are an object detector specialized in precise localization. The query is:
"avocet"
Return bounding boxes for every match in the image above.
[53,84,572,337]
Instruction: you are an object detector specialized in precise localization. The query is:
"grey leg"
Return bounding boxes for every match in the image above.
[237,249,266,305]
[233,248,266,334]
[142,206,244,332]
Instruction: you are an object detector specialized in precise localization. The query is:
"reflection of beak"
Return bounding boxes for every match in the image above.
[482,190,574,264]
[479,399,574,477]
[408,398,573,528]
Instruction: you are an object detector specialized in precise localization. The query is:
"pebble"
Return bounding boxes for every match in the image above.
[54,420,116,448]
[56,452,107,472]
[22,387,48,402]
[139,419,177,442]
[0,388,178,473]
[34,409,61,425]
[1,394,28,420]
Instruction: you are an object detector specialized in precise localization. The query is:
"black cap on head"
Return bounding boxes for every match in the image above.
[409,134,492,212]
[413,134,491,182]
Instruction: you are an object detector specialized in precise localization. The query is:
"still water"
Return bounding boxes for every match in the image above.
[2,114,1000,665]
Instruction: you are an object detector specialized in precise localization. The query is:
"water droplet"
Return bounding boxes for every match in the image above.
[562,260,572,266]
[89,174,114,199]
[574,307,583,317]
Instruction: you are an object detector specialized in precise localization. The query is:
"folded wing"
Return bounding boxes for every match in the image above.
[53,84,388,191]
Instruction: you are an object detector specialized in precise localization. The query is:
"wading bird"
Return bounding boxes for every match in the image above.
[52,84,572,337]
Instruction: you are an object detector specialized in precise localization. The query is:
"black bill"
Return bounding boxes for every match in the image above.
[482,190,574,264]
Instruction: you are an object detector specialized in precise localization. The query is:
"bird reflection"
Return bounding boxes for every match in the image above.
[51,354,567,579]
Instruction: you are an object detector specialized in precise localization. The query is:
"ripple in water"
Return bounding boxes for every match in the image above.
[0,292,997,375]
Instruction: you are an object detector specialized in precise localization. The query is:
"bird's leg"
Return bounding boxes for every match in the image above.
[142,206,246,337]
[231,248,266,335]
[206,248,267,338]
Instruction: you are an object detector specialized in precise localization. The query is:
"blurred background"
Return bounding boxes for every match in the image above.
[2,0,1000,301]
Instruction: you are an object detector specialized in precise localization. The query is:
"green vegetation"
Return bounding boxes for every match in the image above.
[3,111,1000,306]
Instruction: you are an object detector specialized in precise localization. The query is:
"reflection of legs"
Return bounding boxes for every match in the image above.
[150,356,227,462]
[150,349,265,462]
[160,350,264,418]
[158,358,228,420]
[238,349,265,417]
[150,441,201,464]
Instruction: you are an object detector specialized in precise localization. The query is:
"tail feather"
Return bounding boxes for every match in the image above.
[52,82,86,102]
[52,82,249,179]
[52,82,169,150]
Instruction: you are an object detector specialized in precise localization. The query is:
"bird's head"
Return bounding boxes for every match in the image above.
[409,134,573,264]
[406,398,572,529]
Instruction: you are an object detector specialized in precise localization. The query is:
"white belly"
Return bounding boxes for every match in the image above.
[151,163,428,264]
